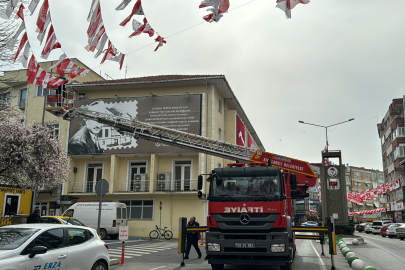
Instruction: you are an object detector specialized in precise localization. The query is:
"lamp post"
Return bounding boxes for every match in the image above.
[298,118,355,151]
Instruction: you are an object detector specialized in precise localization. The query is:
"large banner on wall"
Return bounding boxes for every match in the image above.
[236,115,245,147]
[248,133,254,149]
[68,95,202,155]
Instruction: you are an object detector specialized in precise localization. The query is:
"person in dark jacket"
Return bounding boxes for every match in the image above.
[27,209,41,223]
[184,216,202,259]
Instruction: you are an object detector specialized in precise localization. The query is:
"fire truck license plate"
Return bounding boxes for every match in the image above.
[235,243,255,248]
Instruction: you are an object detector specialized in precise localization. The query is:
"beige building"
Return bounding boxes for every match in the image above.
[2,70,265,237]
[347,166,385,222]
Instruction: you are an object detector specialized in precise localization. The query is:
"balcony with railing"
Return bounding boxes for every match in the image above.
[155,179,198,192]
[113,180,150,193]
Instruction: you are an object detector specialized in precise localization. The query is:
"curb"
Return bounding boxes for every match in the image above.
[338,239,376,270]
[110,259,120,266]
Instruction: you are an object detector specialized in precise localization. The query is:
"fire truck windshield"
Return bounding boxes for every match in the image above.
[209,175,282,201]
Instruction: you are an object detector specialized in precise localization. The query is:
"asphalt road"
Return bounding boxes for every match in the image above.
[345,231,405,269]
[109,237,352,270]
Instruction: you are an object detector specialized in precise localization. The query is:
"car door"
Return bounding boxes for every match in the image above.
[67,228,96,270]
[23,228,67,270]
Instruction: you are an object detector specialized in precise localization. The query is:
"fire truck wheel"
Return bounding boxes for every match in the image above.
[280,262,292,270]
[211,264,224,270]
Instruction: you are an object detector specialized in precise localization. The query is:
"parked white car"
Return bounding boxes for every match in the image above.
[365,223,373,234]
[371,220,388,235]
[387,223,405,238]
[0,224,110,270]
[395,224,405,240]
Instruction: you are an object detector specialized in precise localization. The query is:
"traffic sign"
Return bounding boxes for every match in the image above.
[119,226,129,241]
[250,150,316,177]
[95,179,109,196]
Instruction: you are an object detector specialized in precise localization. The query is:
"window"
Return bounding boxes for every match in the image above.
[0,92,11,105]
[120,200,154,220]
[218,98,222,114]
[25,228,64,253]
[47,123,60,139]
[218,127,222,141]
[68,228,89,246]
[394,144,405,160]
[363,173,370,179]
[378,174,384,180]
[36,86,48,97]
[85,163,103,192]
[393,124,405,140]
[173,160,192,191]
[128,161,147,191]
[345,176,350,184]
[19,89,27,105]
[346,186,351,191]
[372,173,377,180]
[353,171,361,178]
[2,194,21,217]
[364,183,370,188]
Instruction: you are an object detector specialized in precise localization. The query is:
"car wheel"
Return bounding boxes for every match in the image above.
[382,235,386,237]
[109,234,119,240]
[400,237,404,240]
[280,262,292,270]
[99,229,107,240]
[211,264,224,270]
[366,232,370,234]
[92,261,107,270]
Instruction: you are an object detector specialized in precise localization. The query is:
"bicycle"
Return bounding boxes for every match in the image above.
[149,225,173,240]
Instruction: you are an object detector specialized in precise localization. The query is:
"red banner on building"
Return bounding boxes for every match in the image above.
[236,115,245,147]
[248,133,254,149]
[249,150,316,178]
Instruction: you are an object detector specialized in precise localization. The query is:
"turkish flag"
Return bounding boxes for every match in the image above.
[15,4,25,20]
[36,0,49,33]
[87,3,101,38]
[10,32,28,61]
[27,55,37,77]
[120,0,143,26]
[248,133,254,149]
[236,115,245,147]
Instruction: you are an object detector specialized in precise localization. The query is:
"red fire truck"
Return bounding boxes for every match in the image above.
[198,162,315,270]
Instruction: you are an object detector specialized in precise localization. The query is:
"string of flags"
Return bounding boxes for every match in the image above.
[3,0,91,88]
[116,0,166,52]
[310,208,388,216]
[3,0,311,79]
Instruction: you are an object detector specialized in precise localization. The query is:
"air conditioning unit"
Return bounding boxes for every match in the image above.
[157,173,171,191]
[19,103,25,110]
[133,174,147,192]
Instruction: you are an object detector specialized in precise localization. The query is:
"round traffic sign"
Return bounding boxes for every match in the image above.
[95,179,109,196]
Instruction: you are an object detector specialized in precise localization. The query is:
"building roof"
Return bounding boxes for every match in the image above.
[82,75,220,85]
[69,74,265,151]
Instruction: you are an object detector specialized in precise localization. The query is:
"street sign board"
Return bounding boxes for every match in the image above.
[250,150,316,177]
[95,179,109,196]
[119,226,129,241]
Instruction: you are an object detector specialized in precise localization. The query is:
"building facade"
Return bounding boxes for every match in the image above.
[2,71,265,236]
[347,166,385,222]
[377,98,405,223]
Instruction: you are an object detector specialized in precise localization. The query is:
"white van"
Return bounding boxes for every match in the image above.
[63,202,128,240]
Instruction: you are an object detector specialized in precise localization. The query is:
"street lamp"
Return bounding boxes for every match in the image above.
[298,118,354,151]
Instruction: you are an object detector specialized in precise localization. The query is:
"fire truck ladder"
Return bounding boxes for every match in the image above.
[61,107,254,162]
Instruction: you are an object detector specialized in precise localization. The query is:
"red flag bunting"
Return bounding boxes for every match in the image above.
[15,4,25,20]
[120,0,143,26]
[10,32,28,61]
[36,0,49,33]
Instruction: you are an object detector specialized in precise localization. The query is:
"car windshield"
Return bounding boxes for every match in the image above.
[209,175,282,201]
[0,228,39,250]
[61,218,86,226]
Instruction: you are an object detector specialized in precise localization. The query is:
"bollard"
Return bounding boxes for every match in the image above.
[352,239,359,245]
[343,250,352,257]
[348,256,359,266]
[351,259,366,270]
[345,252,355,260]
[120,241,125,266]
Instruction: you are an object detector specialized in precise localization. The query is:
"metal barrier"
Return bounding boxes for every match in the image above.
[178,217,208,266]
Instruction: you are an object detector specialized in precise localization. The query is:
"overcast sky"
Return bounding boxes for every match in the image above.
[12,0,405,170]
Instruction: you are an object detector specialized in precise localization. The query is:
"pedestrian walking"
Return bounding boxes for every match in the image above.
[184,216,202,259]
[27,209,41,223]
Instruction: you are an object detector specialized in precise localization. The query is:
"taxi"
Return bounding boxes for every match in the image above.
[0,224,109,270]
[40,216,86,226]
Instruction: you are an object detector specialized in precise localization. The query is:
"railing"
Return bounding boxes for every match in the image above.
[155,179,198,192]
[0,217,11,227]
[113,180,150,193]
[67,181,105,193]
